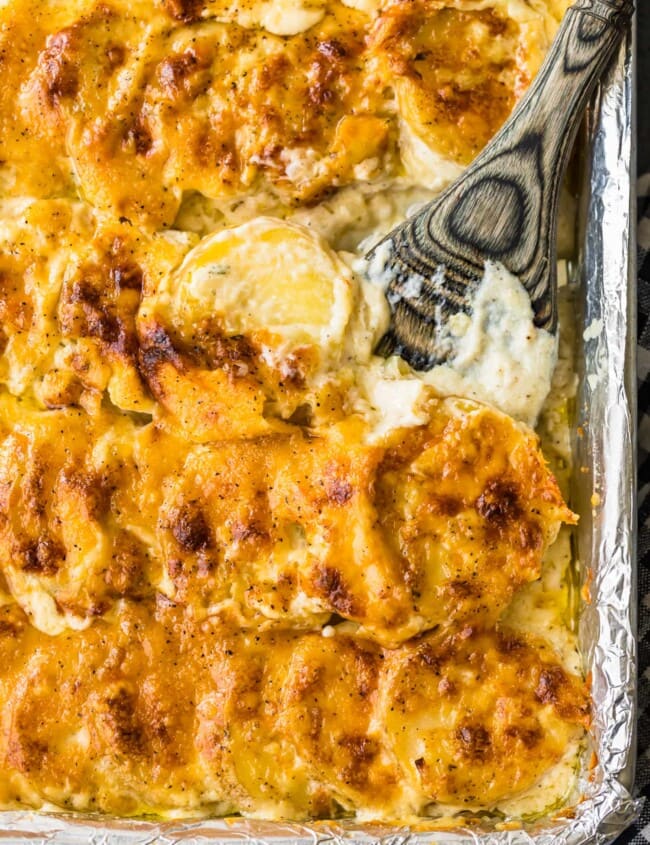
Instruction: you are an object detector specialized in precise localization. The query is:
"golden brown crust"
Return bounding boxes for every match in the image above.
[0,200,193,415]
[1,0,563,225]
[372,404,576,640]
[0,602,588,817]
[367,2,540,165]
[0,392,573,644]
[0,203,351,433]
[0,0,584,822]
[378,627,589,809]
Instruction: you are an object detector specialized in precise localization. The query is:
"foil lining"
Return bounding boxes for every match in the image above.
[0,21,639,845]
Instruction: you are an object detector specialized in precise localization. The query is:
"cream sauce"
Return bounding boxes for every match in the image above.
[358,257,557,429]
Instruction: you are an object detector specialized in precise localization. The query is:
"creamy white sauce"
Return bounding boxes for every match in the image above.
[175,182,439,254]
[422,261,557,427]
[398,118,465,193]
[361,257,557,428]
[258,0,325,35]
[352,370,431,440]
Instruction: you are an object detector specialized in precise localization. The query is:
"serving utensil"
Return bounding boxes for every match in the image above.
[370,0,634,369]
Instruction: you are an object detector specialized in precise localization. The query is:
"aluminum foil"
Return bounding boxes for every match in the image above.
[0,20,639,845]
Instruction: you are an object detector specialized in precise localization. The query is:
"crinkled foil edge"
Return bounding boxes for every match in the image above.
[0,19,640,845]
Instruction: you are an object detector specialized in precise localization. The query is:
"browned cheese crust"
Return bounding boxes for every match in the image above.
[0,0,584,823]
[0,201,354,433]
[0,0,564,225]
[0,391,573,644]
[0,601,588,817]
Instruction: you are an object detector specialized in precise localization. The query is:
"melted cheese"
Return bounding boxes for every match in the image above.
[0,198,194,414]
[0,0,585,826]
[0,603,588,818]
[0,392,574,646]
[0,0,568,226]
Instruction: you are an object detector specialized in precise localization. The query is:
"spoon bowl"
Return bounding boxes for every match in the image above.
[370,0,634,370]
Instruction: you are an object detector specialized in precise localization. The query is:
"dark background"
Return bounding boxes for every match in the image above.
[640,3,648,174]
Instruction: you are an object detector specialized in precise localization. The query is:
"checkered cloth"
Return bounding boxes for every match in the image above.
[615,176,650,842]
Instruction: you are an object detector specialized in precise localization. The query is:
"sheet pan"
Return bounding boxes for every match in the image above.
[0,13,639,845]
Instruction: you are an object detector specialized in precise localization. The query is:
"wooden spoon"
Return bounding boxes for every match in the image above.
[370,0,634,369]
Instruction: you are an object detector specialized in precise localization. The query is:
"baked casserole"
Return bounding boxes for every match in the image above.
[0,0,589,823]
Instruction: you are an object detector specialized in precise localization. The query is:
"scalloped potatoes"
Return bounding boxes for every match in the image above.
[0,0,584,825]
[1,0,568,224]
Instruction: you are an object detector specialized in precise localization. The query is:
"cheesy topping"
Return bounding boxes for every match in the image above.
[0,0,583,826]
[0,391,573,644]
[0,602,588,819]
[1,0,565,226]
